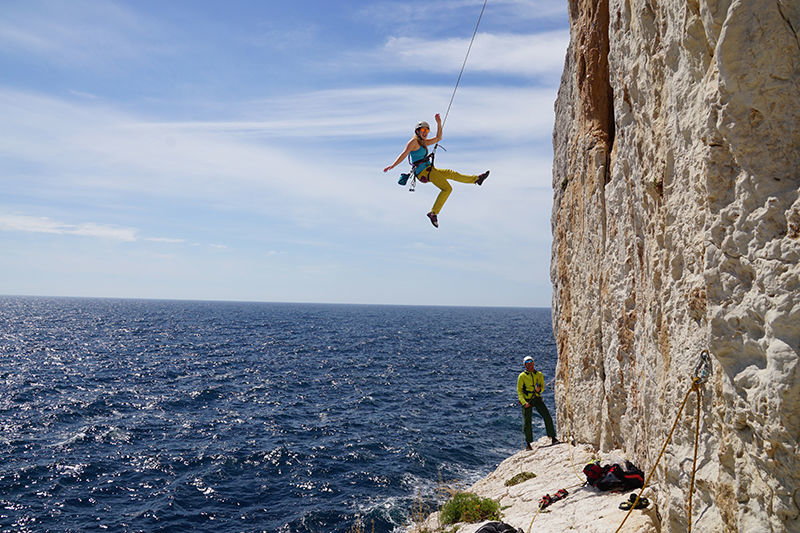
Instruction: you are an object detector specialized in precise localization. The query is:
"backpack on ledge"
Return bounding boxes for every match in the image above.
[583,460,644,491]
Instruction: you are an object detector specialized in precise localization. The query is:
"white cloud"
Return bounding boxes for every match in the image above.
[0,213,201,245]
[0,1,564,306]
[0,83,556,283]
[381,31,569,78]
[128,84,557,141]
[0,214,137,241]
[0,0,166,67]
[0,83,555,187]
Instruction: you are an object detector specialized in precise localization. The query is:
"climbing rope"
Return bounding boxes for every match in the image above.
[687,350,710,532]
[420,0,488,186]
[440,0,488,132]
[687,380,702,532]
[526,503,544,533]
[613,350,712,533]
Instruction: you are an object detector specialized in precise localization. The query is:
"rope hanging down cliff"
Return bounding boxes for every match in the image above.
[613,350,712,533]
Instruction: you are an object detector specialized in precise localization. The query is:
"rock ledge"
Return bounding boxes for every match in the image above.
[418,437,658,533]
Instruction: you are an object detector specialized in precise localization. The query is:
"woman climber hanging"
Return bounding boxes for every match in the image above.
[383,113,489,228]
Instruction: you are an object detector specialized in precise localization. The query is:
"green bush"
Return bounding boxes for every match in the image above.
[439,492,501,524]
[504,471,537,487]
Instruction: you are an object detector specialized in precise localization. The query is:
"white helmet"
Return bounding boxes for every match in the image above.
[415,121,430,131]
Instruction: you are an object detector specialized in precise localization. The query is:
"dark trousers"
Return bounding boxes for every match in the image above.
[522,396,556,443]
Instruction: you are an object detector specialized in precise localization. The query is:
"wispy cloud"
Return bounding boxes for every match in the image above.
[0,82,556,241]
[0,213,202,246]
[380,31,569,78]
[0,0,168,67]
[0,214,138,241]
[130,85,558,140]
[0,0,564,306]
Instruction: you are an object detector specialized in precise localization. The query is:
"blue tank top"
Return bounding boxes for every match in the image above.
[410,143,430,176]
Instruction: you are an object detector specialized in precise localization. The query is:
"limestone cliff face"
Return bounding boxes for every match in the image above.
[551,1,800,531]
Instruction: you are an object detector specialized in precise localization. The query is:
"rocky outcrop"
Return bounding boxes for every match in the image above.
[551,1,800,532]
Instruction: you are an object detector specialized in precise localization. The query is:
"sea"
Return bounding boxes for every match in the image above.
[0,296,558,533]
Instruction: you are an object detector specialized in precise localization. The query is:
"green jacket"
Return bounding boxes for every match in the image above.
[517,370,545,405]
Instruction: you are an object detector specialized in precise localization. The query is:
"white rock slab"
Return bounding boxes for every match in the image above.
[417,438,658,533]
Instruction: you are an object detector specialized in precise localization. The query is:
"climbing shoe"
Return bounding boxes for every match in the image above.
[476,170,490,185]
[619,494,649,510]
[551,437,560,445]
[427,212,439,228]
[525,442,533,451]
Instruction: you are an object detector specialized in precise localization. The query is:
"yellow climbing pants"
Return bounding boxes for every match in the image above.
[424,167,479,214]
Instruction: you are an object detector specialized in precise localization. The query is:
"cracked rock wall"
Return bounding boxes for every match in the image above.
[551,1,800,531]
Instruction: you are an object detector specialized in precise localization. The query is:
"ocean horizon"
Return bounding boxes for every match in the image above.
[0,293,548,310]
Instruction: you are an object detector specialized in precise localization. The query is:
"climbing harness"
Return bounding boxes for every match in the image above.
[406,145,446,192]
[405,0,488,191]
[613,350,713,533]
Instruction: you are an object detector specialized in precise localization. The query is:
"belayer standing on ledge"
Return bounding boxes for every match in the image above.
[383,113,490,228]
[517,356,558,450]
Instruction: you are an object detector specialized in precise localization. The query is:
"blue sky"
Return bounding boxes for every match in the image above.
[0,0,569,307]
